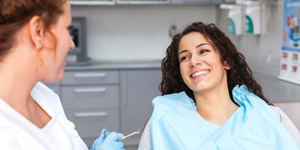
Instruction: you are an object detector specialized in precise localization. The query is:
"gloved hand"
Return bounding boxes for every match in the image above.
[91,129,107,150]
[91,129,125,150]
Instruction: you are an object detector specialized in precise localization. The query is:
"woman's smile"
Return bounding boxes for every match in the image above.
[190,69,210,79]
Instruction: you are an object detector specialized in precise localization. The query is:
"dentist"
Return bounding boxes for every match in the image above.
[0,0,124,149]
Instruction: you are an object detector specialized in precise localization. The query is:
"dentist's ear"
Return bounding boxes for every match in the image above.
[28,16,45,50]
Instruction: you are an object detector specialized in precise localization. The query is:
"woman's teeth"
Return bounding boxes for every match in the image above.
[192,70,209,78]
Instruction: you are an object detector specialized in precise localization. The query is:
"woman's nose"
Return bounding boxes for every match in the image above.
[70,37,75,50]
[190,56,201,68]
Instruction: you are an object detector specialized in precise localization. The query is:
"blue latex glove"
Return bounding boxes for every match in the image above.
[91,129,108,150]
[91,129,125,150]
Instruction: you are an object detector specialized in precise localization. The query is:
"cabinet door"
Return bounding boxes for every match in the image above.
[62,70,119,85]
[62,85,119,109]
[65,108,119,146]
[120,69,161,145]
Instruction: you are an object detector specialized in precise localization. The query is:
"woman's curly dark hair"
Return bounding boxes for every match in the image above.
[159,22,272,105]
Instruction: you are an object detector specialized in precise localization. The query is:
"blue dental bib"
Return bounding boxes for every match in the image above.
[150,85,299,150]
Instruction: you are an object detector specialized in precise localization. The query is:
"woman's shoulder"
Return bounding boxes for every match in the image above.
[269,105,291,123]
[269,106,283,119]
[269,105,296,127]
[269,105,299,127]
[138,121,152,150]
[269,105,300,146]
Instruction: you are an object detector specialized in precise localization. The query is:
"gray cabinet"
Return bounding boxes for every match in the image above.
[120,69,161,145]
[65,108,119,137]
[62,85,119,109]
[61,70,120,147]
[62,70,119,85]
[58,67,161,147]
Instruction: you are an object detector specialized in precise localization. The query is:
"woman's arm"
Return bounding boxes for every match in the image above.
[270,106,300,147]
[137,121,152,150]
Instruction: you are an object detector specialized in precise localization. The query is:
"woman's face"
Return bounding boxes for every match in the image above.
[39,1,74,82]
[178,32,229,94]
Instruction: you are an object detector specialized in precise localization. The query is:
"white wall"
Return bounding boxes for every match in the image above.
[71,5,217,62]
[216,2,284,76]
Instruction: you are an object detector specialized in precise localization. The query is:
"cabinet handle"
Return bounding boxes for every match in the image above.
[73,73,106,78]
[74,88,107,93]
[122,75,127,105]
[75,112,107,117]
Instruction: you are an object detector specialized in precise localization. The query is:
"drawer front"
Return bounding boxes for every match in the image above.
[42,81,60,86]
[62,70,119,85]
[65,108,119,138]
[62,86,119,109]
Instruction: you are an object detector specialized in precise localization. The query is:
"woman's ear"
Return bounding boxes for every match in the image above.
[224,61,230,70]
[28,16,44,50]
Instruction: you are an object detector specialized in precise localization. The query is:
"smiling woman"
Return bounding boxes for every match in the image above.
[160,22,270,105]
[178,32,231,98]
[138,22,300,150]
[0,0,124,149]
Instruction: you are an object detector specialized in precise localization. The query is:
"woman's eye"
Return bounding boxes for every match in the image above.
[180,56,188,62]
[200,49,210,54]
[180,57,186,61]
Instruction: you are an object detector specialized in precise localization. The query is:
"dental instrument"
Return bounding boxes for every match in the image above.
[117,128,140,142]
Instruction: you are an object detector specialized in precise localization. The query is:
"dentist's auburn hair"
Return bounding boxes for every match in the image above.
[159,22,272,105]
[0,0,67,61]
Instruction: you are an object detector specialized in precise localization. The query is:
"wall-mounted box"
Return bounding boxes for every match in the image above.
[221,0,270,35]
[220,4,243,35]
[229,8,243,35]
[245,5,261,34]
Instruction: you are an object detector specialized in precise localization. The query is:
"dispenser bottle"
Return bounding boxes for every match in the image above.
[228,8,242,35]
[245,5,261,34]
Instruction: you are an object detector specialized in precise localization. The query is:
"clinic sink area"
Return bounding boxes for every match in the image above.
[253,71,300,103]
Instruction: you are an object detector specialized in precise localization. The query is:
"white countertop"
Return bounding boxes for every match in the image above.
[253,72,300,103]
[65,61,161,70]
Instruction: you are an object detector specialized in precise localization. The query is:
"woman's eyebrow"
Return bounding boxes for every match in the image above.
[178,50,188,56]
[196,43,210,48]
[178,43,211,56]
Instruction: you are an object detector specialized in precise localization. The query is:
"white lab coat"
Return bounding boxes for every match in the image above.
[0,82,89,150]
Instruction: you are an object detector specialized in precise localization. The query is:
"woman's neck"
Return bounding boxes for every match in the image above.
[194,85,239,126]
[0,54,38,114]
